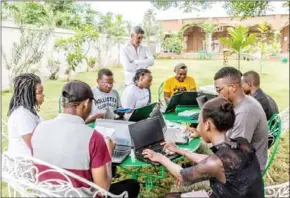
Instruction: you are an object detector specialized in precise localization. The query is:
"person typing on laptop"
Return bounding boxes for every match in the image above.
[163,63,197,104]
[31,80,140,198]
[86,69,122,124]
[142,97,264,198]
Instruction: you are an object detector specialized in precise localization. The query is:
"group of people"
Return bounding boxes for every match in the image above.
[6,26,279,198]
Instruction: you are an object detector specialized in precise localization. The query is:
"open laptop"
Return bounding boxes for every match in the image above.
[128,102,157,122]
[95,119,134,164]
[178,92,199,106]
[129,117,180,165]
[150,108,189,144]
[162,93,183,113]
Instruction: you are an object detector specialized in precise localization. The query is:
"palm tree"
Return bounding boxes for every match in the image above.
[219,25,256,70]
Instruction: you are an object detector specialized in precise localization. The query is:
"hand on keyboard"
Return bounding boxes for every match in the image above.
[142,149,163,163]
[161,142,179,154]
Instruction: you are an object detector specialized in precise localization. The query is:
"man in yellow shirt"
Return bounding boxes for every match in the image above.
[163,63,197,103]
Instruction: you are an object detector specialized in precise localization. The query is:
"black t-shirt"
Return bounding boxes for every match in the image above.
[209,137,264,198]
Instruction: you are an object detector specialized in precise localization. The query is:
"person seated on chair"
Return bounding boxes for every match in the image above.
[85,68,122,124]
[242,70,279,120]
[121,68,152,109]
[163,63,197,104]
[7,73,44,156]
[142,97,264,198]
[31,80,140,198]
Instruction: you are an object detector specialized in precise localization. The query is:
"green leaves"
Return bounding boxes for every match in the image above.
[162,33,183,54]
[219,25,256,69]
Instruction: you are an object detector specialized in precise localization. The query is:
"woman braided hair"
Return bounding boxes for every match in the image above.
[8,73,43,117]
[132,68,151,84]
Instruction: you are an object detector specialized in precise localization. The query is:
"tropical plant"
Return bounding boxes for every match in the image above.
[219,25,256,70]
[2,27,50,88]
[87,57,97,68]
[162,32,183,54]
[255,22,275,74]
[55,24,99,80]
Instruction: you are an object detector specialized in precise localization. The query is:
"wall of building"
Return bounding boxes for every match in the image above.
[1,21,157,90]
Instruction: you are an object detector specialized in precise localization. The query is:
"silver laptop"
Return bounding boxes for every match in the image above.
[95,119,134,163]
[150,108,189,144]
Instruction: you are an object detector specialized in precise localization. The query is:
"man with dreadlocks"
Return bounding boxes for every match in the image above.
[7,73,44,156]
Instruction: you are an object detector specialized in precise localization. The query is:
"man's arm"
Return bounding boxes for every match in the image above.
[228,112,258,142]
[163,79,171,103]
[133,47,154,68]
[164,92,171,104]
[120,47,138,72]
[158,155,223,184]
[189,77,197,91]
[90,132,112,190]
[85,113,105,124]
[178,149,209,164]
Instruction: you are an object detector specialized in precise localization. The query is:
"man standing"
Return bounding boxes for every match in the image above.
[120,26,154,86]
[214,67,268,171]
[242,70,279,120]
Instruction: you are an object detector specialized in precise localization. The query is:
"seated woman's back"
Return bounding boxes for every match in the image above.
[210,137,264,198]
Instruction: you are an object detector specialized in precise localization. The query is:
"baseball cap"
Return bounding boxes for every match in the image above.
[62,80,96,103]
[174,63,187,72]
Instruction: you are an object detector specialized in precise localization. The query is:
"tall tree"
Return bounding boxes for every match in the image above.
[219,26,256,70]
[143,9,159,45]
[151,0,272,19]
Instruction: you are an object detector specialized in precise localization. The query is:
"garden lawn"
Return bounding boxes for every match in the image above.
[2,59,289,197]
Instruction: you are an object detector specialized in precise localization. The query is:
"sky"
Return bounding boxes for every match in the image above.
[89,1,289,25]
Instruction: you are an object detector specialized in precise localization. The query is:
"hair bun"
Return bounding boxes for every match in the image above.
[220,103,234,112]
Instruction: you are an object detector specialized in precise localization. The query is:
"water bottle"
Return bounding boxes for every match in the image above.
[130,149,136,163]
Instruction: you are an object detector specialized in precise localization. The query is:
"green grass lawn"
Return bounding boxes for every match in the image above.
[2,59,289,197]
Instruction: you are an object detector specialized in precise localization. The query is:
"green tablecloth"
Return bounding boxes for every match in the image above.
[163,105,200,124]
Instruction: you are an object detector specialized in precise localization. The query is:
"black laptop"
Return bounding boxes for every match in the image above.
[129,117,180,165]
[150,108,189,144]
[128,103,157,122]
[178,92,199,106]
[163,93,183,113]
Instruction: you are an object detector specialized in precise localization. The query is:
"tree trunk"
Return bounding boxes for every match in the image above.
[238,52,241,70]
[117,42,120,66]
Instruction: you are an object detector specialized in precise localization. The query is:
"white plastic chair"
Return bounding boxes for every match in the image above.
[279,107,289,134]
[265,182,289,197]
[2,152,128,197]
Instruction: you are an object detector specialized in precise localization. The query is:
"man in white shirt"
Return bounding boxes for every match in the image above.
[120,26,154,86]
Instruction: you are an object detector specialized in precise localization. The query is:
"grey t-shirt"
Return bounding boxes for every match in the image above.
[90,87,121,115]
[227,95,268,171]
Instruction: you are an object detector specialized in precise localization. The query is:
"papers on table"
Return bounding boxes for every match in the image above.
[94,126,115,138]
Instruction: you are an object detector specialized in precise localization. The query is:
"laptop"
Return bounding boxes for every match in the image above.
[162,93,183,113]
[178,92,199,106]
[128,102,157,122]
[95,119,134,164]
[129,117,180,165]
[150,108,189,144]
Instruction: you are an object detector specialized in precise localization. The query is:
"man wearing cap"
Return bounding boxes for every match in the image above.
[31,80,140,197]
[163,63,197,103]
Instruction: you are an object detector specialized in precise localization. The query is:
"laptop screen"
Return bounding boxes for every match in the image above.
[150,108,166,133]
[179,92,199,106]
[129,102,157,122]
[129,117,164,150]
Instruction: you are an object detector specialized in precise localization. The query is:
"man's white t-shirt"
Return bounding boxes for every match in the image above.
[121,84,150,109]
[8,106,43,156]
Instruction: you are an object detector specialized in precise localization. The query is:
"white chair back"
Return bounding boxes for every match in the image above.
[2,152,128,197]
